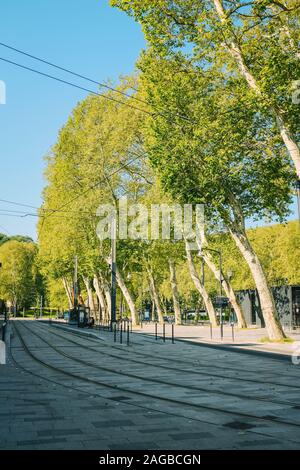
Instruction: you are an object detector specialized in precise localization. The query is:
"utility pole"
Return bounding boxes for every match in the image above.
[219,251,223,339]
[111,216,117,329]
[74,256,79,325]
[297,180,300,227]
[201,258,205,285]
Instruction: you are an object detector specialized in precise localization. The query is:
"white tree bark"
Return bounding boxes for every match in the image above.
[229,227,285,340]
[196,230,247,328]
[213,0,300,178]
[147,268,164,324]
[269,5,300,60]
[185,242,218,327]
[62,276,73,309]
[98,271,111,322]
[93,274,107,321]
[115,265,139,326]
[82,277,96,315]
[226,197,285,340]
[168,259,182,325]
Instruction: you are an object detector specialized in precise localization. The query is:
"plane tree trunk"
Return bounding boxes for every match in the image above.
[227,198,286,340]
[197,231,247,329]
[168,259,182,325]
[185,242,218,328]
[82,277,96,316]
[62,276,73,309]
[98,271,111,323]
[147,268,164,324]
[93,274,107,322]
[115,266,139,326]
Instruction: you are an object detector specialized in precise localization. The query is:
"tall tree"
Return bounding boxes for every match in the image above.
[185,240,218,327]
[111,0,300,177]
[38,79,148,324]
[0,240,42,311]
[136,52,293,339]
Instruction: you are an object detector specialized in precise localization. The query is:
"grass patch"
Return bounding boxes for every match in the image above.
[260,336,294,344]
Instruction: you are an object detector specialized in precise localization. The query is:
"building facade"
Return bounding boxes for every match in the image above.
[236,285,300,328]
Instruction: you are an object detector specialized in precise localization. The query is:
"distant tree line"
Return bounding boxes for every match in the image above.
[0,236,44,312]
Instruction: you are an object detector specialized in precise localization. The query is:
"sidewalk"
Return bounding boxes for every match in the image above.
[46,319,300,359]
[132,323,300,357]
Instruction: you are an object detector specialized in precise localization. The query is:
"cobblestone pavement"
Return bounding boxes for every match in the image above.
[1,320,300,450]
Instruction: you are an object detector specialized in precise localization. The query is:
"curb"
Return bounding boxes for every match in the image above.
[49,322,104,341]
[131,330,292,362]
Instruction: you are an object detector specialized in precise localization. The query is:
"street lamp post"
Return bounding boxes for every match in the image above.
[73,256,79,327]
[0,262,7,342]
[201,258,205,285]
[227,270,234,323]
[110,216,117,330]
[296,180,300,227]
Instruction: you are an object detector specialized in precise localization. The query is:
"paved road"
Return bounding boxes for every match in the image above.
[1,319,300,450]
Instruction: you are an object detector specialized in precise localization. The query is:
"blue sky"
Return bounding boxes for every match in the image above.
[0,1,298,240]
[0,0,145,240]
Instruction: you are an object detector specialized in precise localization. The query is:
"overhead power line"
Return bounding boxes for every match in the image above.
[0,211,95,220]
[39,153,144,224]
[0,209,34,214]
[0,41,147,106]
[0,42,193,123]
[0,56,153,117]
[0,212,38,218]
[0,198,39,209]
[0,148,149,220]
[1,148,148,216]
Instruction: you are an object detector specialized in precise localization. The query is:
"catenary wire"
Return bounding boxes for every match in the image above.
[0,56,153,117]
[0,41,193,123]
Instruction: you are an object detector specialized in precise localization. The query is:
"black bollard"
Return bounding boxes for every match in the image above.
[163,323,166,343]
[120,323,123,344]
[155,322,158,341]
[172,323,175,344]
[114,323,117,343]
[231,322,235,342]
[127,323,130,346]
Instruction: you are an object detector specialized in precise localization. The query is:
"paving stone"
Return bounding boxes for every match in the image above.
[170,432,212,440]
[24,417,65,422]
[3,320,300,450]
[92,420,134,428]
[37,428,83,437]
[17,438,66,446]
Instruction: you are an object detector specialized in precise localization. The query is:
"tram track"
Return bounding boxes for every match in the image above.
[41,321,300,391]
[47,321,299,379]
[12,321,292,442]
[12,320,300,431]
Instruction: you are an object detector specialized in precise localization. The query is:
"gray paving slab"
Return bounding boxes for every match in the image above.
[2,319,300,450]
